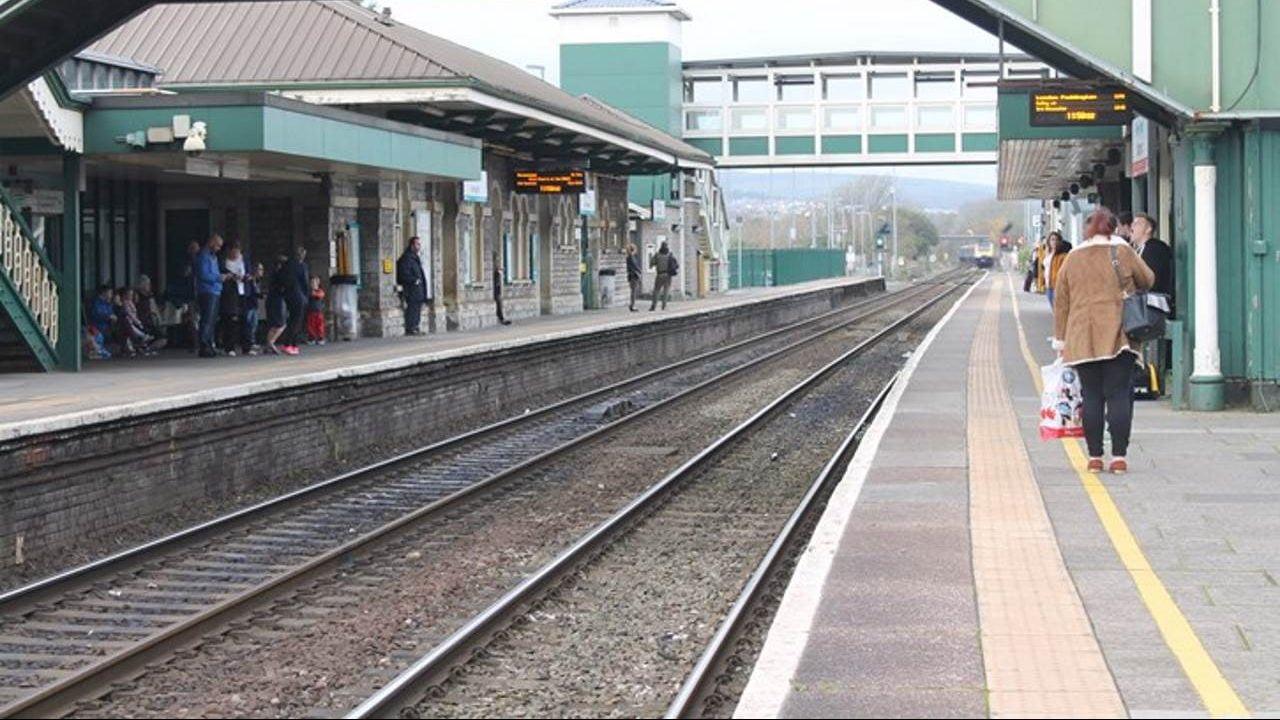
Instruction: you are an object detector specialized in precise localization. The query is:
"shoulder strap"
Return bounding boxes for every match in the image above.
[1109,243,1125,294]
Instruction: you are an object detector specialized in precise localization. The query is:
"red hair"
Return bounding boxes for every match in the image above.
[1085,207,1118,238]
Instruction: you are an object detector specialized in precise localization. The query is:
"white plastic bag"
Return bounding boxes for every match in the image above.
[1040,360,1084,440]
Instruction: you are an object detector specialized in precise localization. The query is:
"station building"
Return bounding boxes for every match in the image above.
[935,0,1280,410]
[0,0,717,372]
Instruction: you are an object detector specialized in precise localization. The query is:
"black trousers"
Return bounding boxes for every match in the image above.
[283,296,305,347]
[1077,353,1135,458]
[494,288,506,323]
[405,297,423,333]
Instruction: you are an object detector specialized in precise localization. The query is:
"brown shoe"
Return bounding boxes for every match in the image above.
[1087,458,1104,473]
[1109,458,1128,475]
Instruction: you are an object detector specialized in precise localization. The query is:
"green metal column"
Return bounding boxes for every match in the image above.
[58,152,81,372]
[1188,127,1225,411]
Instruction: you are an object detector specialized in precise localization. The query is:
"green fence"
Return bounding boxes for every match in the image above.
[728,248,846,289]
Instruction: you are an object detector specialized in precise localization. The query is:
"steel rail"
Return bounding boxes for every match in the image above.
[346,280,963,720]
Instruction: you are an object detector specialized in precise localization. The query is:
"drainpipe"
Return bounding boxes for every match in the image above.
[1210,0,1222,111]
[1188,128,1225,411]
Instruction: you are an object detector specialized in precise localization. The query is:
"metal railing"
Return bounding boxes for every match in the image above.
[0,185,59,350]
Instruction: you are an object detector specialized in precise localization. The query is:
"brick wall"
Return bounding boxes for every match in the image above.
[0,278,884,568]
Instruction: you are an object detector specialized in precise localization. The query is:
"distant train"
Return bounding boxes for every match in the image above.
[958,241,996,269]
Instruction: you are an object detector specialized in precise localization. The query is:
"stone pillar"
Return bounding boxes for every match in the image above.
[1188,128,1224,411]
[57,153,81,371]
[355,181,404,338]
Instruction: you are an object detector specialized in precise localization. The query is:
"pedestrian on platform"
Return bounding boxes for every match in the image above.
[1132,213,1172,300]
[397,235,429,335]
[306,275,327,345]
[626,243,642,312]
[280,246,310,355]
[195,234,229,358]
[218,240,248,356]
[649,241,677,311]
[264,254,290,355]
[1036,231,1071,308]
[133,274,162,338]
[492,250,511,326]
[181,240,201,351]
[1052,207,1155,475]
[242,262,264,354]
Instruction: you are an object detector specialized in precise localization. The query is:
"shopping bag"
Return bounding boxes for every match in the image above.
[1040,360,1084,440]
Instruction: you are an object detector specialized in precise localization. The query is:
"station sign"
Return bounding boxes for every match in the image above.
[515,169,586,195]
[1030,89,1130,126]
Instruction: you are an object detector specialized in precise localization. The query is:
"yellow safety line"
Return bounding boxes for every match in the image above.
[1004,274,1250,719]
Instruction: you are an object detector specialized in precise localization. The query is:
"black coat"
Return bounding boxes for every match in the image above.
[1140,238,1173,299]
[397,250,429,302]
[626,254,642,282]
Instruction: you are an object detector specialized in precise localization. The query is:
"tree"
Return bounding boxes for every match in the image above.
[895,207,940,259]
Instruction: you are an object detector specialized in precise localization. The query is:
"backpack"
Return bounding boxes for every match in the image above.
[669,255,679,276]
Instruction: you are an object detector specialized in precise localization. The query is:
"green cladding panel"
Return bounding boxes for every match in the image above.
[961,133,999,152]
[915,133,956,153]
[685,137,722,155]
[775,136,815,155]
[821,135,861,154]
[729,248,845,289]
[729,137,769,156]
[868,134,908,153]
[560,42,682,135]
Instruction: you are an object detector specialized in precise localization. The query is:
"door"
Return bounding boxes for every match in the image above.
[164,208,210,299]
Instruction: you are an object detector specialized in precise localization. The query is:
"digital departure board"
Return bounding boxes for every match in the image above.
[514,169,586,194]
[1030,90,1130,126]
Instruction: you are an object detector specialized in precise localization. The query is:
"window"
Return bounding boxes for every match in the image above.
[962,71,998,100]
[733,76,769,103]
[869,72,910,100]
[684,77,724,104]
[916,105,954,129]
[823,107,861,131]
[823,74,863,101]
[731,108,769,131]
[776,107,815,131]
[915,71,956,100]
[776,75,815,102]
[685,110,723,132]
[964,104,997,127]
[870,105,907,129]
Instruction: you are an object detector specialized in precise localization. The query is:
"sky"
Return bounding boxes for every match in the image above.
[390,0,1002,186]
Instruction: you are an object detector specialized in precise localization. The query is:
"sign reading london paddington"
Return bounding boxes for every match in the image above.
[514,169,586,194]
[1030,89,1130,126]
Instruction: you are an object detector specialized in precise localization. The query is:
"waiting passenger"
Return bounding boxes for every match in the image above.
[119,288,167,356]
[195,234,229,358]
[242,262,265,354]
[279,246,309,355]
[265,254,290,355]
[649,241,678,311]
[219,240,249,356]
[492,250,511,326]
[306,275,327,345]
[134,274,162,337]
[88,285,116,341]
[626,243,642,312]
[1036,231,1071,308]
[1052,207,1155,475]
[397,235,428,336]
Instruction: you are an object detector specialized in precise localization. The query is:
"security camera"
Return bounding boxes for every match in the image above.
[183,121,208,155]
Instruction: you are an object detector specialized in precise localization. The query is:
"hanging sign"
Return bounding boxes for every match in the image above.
[579,189,596,217]
[652,200,667,221]
[463,171,488,203]
[514,169,586,194]
[1030,89,1130,126]
[1131,115,1150,177]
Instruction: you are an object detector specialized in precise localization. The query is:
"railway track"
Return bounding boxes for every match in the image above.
[0,271,969,718]
[347,275,969,719]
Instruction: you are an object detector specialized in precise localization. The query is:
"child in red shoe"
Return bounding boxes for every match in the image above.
[305,276,326,345]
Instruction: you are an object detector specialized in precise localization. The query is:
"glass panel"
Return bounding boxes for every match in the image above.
[870,105,907,128]
[869,73,910,100]
[823,74,863,101]
[776,75,815,102]
[685,110,723,132]
[731,108,769,131]
[684,78,723,104]
[962,71,998,100]
[917,105,954,128]
[776,107,814,131]
[823,106,861,131]
[965,104,997,127]
[734,76,769,103]
[915,72,956,99]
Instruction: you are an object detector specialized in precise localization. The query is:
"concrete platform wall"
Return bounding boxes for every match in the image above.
[0,278,883,568]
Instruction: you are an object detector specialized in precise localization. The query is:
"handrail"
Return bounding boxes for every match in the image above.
[0,183,60,348]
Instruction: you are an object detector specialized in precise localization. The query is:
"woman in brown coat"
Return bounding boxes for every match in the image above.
[1052,208,1155,475]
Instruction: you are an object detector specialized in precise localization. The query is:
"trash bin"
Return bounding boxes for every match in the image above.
[330,274,359,340]
[598,268,617,309]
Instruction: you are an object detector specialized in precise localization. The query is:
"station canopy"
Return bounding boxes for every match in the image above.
[89,0,715,175]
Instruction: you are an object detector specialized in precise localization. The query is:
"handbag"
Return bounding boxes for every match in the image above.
[1109,244,1167,343]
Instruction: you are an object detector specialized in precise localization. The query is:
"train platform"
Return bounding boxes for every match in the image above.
[0,277,872,441]
[738,272,1280,719]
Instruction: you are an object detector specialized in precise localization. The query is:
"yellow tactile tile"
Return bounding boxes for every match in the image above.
[968,282,1126,719]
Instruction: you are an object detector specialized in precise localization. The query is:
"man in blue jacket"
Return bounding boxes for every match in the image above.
[195,234,229,357]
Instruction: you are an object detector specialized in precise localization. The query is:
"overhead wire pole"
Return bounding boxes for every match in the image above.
[890,176,899,280]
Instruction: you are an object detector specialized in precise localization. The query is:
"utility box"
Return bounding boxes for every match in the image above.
[598,268,616,308]
[331,275,359,340]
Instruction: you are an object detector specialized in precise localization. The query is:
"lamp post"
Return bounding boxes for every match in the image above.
[889,185,898,280]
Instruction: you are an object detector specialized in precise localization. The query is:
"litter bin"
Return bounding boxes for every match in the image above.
[598,268,617,309]
[330,274,359,340]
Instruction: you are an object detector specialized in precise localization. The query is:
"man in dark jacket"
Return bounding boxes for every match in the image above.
[625,243,642,312]
[195,234,229,357]
[492,250,511,325]
[648,241,677,311]
[1133,213,1173,303]
[281,246,309,353]
[397,235,429,335]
